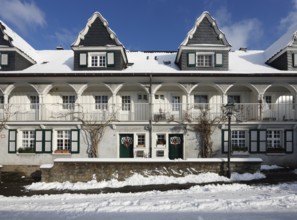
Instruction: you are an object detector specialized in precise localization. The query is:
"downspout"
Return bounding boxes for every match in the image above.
[149,74,153,158]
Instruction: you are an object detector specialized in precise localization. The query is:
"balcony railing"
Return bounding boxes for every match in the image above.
[0,103,295,122]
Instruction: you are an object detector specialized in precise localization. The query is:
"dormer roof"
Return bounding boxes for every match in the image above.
[179,11,231,48]
[0,20,40,64]
[72,12,124,47]
[264,29,297,63]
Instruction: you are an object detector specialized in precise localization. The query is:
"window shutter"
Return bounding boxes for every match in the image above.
[222,129,229,153]
[8,129,17,153]
[249,129,258,153]
[107,52,115,67]
[70,129,80,153]
[35,130,43,153]
[1,54,8,66]
[293,53,297,67]
[285,129,293,153]
[79,53,87,66]
[215,53,223,66]
[259,130,267,153]
[187,53,196,67]
[44,130,53,153]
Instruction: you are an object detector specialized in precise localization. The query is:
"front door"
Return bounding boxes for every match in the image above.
[119,134,134,158]
[168,134,183,160]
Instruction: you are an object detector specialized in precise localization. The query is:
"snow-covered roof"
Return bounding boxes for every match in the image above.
[179,11,230,48]
[72,12,124,47]
[0,20,41,63]
[264,29,297,62]
[10,49,283,74]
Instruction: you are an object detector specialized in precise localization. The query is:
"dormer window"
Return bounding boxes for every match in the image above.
[89,52,106,67]
[197,54,213,67]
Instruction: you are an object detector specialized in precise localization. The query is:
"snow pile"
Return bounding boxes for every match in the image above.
[261,165,284,170]
[26,172,265,191]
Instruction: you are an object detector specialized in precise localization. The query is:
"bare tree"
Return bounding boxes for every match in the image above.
[0,105,15,133]
[53,105,117,158]
[185,108,224,158]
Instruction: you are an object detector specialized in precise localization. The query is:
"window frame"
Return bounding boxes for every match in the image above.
[22,130,35,150]
[122,96,131,111]
[88,52,107,68]
[62,95,76,110]
[95,95,108,110]
[0,53,8,67]
[137,134,145,146]
[57,130,71,151]
[194,95,208,109]
[79,53,87,67]
[196,52,214,67]
[30,96,39,110]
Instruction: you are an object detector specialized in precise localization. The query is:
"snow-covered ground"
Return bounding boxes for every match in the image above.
[1,182,297,220]
[1,169,296,220]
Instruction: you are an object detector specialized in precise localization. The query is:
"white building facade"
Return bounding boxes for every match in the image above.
[0,11,297,168]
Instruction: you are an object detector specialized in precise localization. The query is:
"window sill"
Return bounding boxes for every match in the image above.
[52,153,71,156]
[266,153,286,156]
[232,151,249,156]
[17,153,35,156]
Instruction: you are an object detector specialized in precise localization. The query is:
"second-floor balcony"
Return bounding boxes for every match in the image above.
[0,102,296,123]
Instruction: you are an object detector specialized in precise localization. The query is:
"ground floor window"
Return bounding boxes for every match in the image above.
[267,130,282,148]
[157,134,166,145]
[57,130,71,150]
[137,134,145,147]
[225,128,295,154]
[231,130,247,151]
[19,130,35,153]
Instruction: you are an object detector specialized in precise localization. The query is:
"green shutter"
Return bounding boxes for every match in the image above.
[285,129,293,153]
[35,129,43,153]
[44,130,53,153]
[35,129,52,153]
[8,129,17,153]
[259,129,267,153]
[221,129,229,153]
[70,129,80,153]
[215,53,223,67]
[107,52,115,67]
[79,53,87,67]
[187,52,196,67]
[249,129,258,153]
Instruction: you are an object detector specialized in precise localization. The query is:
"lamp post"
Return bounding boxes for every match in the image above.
[224,103,235,178]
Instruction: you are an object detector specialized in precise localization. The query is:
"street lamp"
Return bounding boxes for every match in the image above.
[224,103,235,178]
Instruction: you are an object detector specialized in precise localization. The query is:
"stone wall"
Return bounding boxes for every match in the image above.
[41,158,262,183]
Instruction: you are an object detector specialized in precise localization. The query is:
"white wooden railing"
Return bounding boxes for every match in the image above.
[0,103,295,122]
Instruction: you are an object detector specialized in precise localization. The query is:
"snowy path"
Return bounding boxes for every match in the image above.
[1,182,297,220]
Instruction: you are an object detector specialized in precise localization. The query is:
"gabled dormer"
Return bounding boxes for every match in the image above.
[175,11,231,71]
[0,20,38,71]
[265,30,297,70]
[72,12,128,71]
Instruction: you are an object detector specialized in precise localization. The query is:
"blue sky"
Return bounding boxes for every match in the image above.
[0,0,296,51]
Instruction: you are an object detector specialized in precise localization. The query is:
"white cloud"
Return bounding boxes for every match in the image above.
[0,0,45,33]
[214,7,263,50]
[53,29,77,49]
[279,0,297,32]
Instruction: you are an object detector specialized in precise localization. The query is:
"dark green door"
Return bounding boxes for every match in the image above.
[169,134,183,160]
[119,134,134,158]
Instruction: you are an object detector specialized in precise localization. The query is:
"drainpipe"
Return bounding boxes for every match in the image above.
[149,74,153,158]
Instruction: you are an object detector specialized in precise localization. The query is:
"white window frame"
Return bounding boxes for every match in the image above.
[122,96,131,111]
[172,96,181,111]
[194,95,208,109]
[22,130,35,149]
[196,52,214,67]
[88,52,106,67]
[231,130,246,148]
[30,96,39,110]
[137,134,145,147]
[267,130,283,148]
[57,130,71,150]
[215,53,223,66]
[95,95,108,110]
[62,95,76,110]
